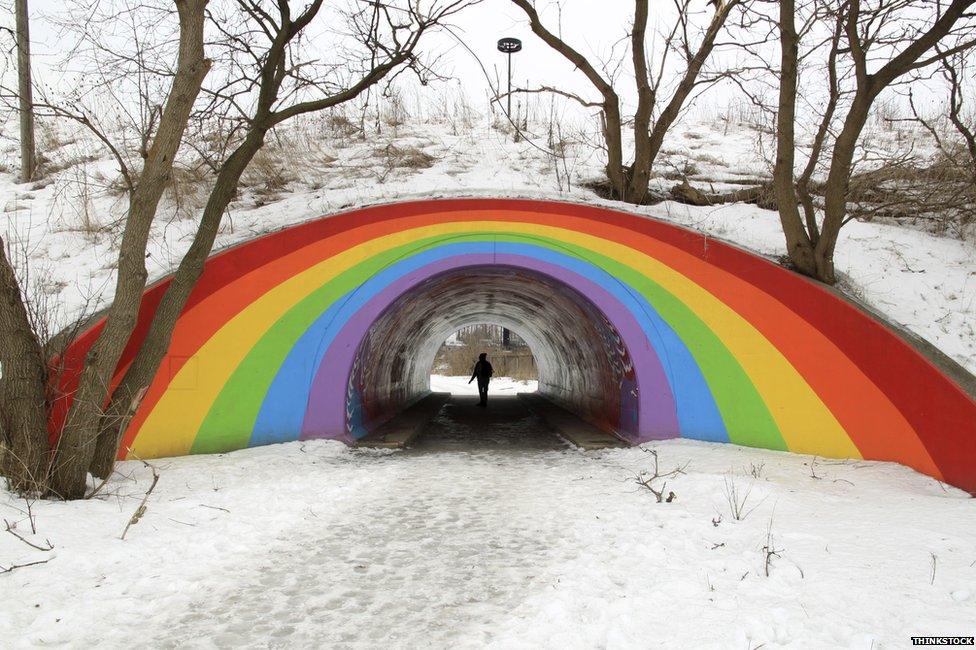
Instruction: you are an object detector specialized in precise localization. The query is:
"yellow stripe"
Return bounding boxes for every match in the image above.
[131,218,858,458]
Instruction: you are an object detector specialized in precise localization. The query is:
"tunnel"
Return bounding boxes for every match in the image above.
[49,198,976,492]
[345,266,638,440]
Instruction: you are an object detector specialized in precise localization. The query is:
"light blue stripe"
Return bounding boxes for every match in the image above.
[249,240,726,445]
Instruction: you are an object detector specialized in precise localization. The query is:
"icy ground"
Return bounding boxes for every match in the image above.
[2,395,974,648]
[430,374,538,395]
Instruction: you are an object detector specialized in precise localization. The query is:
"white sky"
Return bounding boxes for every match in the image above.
[7,0,739,119]
[2,0,963,128]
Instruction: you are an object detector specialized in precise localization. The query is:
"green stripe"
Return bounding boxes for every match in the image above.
[496,233,783,450]
[192,232,783,452]
[191,244,413,453]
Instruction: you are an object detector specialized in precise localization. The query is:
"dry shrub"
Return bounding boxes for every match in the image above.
[324,112,360,139]
[373,143,436,182]
[93,161,211,220]
[432,326,537,380]
[659,159,701,180]
[241,147,299,202]
[691,151,728,167]
[382,92,409,128]
[376,143,435,169]
[164,163,212,219]
[38,151,98,178]
[845,154,976,238]
[433,345,538,380]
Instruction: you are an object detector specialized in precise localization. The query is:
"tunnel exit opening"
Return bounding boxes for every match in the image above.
[429,324,539,397]
[344,264,642,444]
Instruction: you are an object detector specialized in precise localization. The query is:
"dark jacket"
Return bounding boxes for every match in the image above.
[471,360,494,382]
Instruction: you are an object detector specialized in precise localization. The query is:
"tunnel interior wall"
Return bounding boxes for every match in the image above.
[45,198,976,493]
[346,268,637,440]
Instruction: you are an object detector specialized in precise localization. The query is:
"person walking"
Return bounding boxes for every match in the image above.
[468,352,494,407]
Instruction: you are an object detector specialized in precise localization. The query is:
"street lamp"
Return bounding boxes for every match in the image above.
[496,37,522,118]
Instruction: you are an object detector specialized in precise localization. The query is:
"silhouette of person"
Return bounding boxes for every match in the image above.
[468,352,494,407]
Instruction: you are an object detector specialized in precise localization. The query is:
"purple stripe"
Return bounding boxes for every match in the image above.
[299,253,679,440]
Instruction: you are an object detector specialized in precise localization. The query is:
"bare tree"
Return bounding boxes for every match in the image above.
[773,0,976,283]
[1,0,471,497]
[508,0,751,204]
[941,54,976,177]
[14,0,36,182]
[1,0,211,498]
[0,236,48,493]
[82,0,475,480]
[911,51,976,186]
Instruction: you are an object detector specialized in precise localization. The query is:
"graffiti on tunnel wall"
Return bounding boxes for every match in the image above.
[343,267,640,441]
[48,199,976,491]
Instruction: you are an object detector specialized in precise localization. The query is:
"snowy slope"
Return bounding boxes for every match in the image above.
[2,111,973,374]
[0,439,973,647]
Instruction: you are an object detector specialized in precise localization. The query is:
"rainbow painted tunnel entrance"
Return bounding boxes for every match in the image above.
[51,199,976,491]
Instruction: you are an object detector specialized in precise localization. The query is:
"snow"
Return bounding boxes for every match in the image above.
[1,98,975,648]
[2,435,973,647]
[430,374,538,395]
[2,111,974,373]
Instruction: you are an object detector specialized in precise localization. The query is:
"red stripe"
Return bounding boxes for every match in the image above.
[50,199,976,491]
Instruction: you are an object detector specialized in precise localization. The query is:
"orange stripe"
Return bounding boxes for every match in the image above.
[119,208,933,476]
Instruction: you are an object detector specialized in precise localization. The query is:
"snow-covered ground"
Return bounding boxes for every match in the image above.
[2,104,975,648]
[430,374,538,395]
[1,436,973,648]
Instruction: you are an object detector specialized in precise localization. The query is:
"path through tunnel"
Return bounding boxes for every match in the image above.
[345,266,640,445]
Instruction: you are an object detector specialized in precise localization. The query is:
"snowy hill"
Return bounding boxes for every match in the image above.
[2,110,974,374]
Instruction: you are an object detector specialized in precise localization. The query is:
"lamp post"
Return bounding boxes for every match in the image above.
[496,37,522,118]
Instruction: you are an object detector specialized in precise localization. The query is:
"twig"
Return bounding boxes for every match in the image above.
[120,461,160,540]
[634,448,688,503]
[4,520,53,552]
[0,558,53,574]
[809,458,822,480]
[168,518,196,527]
[762,521,782,578]
[724,472,764,521]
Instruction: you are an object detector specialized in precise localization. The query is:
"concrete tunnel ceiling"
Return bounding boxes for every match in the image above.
[346,266,638,439]
[50,198,976,492]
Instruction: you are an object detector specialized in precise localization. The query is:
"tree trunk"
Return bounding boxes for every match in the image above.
[0,237,48,492]
[509,0,627,200]
[602,101,628,201]
[772,0,817,277]
[814,95,872,285]
[796,0,976,284]
[626,0,739,204]
[48,0,210,498]
[626,0,653,204]
[90,0,419,476]
[89,128,266,477]
[15,0,36,184]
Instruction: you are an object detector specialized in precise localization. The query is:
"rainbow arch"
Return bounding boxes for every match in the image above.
[50,199,976,491]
